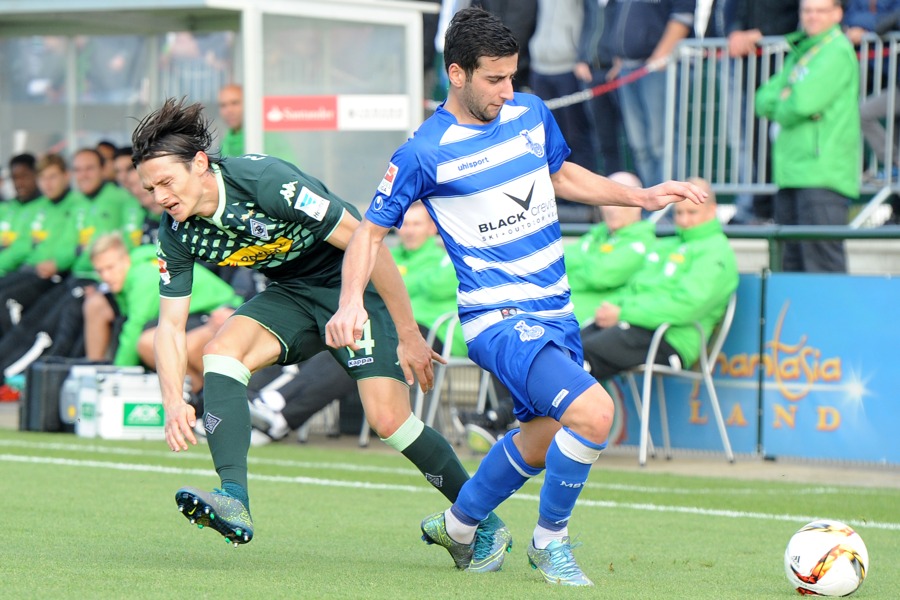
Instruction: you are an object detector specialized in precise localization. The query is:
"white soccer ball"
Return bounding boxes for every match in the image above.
[784,520,869,597]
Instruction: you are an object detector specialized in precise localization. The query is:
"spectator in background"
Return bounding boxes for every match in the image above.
[587,0,629,175]
[851,3,900,187]
[756,0,859,272]
[216,83,294,161]
[581,178,737,380]
[725,0,801,224]
[96,140,119,185]
[0,154,86,336]
[842,0,900,46]
[0,148,147,380]
[472,0,538,91]
[0,154,41,255]
[609,0,695,188]
[529,0,598,189]
[113,146,162,246]
[564,172,656,326]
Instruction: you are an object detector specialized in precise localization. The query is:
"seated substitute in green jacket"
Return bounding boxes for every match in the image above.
[580,178,738,378]
[89,235,243,369]
[564,172,657,326]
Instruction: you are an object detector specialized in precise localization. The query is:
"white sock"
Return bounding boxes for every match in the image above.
[532,524,568,550]
[444,508,476,545]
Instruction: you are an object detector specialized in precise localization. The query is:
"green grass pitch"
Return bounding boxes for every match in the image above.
[2,429,897,599]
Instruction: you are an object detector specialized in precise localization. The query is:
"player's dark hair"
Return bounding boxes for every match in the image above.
[9,153,37,171]
[443,7,518,78]
[131,97,217,167]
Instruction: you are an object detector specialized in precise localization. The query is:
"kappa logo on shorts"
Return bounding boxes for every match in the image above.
[204,413,222,435]
[347,356,374,368]
[514,320,545,342]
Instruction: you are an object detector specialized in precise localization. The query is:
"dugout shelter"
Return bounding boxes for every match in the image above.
[0,0,439,208]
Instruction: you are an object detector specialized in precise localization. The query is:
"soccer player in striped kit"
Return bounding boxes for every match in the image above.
[327,7,706,585]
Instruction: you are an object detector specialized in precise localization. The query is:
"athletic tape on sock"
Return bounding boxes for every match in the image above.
[203,354,251,386]
[555,426,605,465]
[381,413,425,452]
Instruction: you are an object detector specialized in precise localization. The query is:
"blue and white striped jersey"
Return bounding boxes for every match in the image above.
[365,93,576,343]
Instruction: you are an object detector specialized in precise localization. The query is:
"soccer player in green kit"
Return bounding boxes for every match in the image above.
[131,98,510,558]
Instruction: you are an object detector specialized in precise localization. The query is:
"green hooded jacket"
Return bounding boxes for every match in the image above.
[755,24,860,199]
[607,219,738,368]
[565,219,656,325]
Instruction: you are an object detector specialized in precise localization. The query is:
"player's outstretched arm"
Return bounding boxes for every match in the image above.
[325,214,443,391]
[549,161,707,211]
[155,296,196,452]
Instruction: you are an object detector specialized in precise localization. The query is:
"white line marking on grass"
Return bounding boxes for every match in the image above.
[3,453,899,532]
[0,439,882,497]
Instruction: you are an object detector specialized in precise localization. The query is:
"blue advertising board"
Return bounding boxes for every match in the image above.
[759,274,900,463]
[603,273,900,465]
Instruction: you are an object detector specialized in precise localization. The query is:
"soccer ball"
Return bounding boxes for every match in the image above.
[784,520,869,596]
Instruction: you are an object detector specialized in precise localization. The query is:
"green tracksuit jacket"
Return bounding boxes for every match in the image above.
[71,182,144,280]
[113,245,243,366]
[755,24,860,199]
[0,196,47,275]
[391,236,467,357]
[3,188,89,274]
[565,219,657,325]
[607,219,738,368]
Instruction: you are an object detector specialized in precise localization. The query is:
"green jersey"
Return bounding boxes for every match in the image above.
[0,195,46,274]
[564,219,657,325]
[72,182,141,280]
[157,155,353,297]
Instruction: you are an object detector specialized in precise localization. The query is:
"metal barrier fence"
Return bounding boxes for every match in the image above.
[662,32,900,228]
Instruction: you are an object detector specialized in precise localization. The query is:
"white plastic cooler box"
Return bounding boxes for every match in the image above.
[60,367,189,440]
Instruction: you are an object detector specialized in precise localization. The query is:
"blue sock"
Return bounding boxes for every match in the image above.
[452,428,543,523]
[538,427,605,531]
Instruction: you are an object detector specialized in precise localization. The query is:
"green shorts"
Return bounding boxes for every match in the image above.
[234,279,405,383]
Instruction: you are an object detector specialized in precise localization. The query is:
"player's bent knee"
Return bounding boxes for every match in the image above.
[561,385,614,445]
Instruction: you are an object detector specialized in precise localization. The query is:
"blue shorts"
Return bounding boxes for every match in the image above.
[467,314,597,423]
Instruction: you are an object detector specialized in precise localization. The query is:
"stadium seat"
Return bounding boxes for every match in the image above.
[412,311,498,443]
[623,292,738,466]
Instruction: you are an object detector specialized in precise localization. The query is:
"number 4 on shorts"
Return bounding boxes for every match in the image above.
[348,319,375,357]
